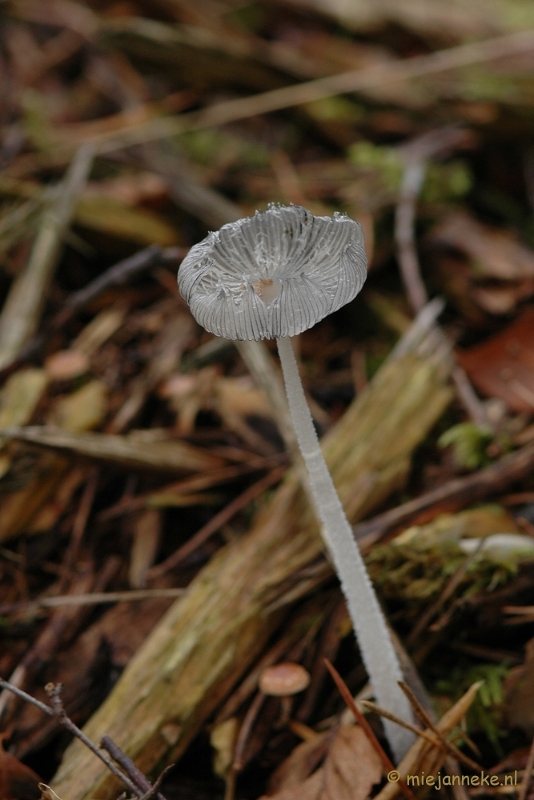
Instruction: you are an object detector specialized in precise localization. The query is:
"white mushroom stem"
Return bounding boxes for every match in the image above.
[276,334,414,761]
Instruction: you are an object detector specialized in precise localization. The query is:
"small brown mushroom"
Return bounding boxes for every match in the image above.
[259,662,310,729]
[259,662,310,697]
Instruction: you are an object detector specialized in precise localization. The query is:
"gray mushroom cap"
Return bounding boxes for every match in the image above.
[178,204,367,341]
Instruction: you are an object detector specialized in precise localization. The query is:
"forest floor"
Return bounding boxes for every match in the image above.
[2,2,534,799]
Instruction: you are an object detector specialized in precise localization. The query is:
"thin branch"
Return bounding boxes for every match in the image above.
[226,691,267,800]
[59,245,183,322]
[397,682,482,772]
[139,766,174,800]
[99,455,286,521]
[148,466,285,578]
[360,700,445,747]
[353,441,534,549]
[362,697,481,773]
[395,158,428,313]
[0,143,95,370]
[101,735,152,792]
[394,127,489,426]
[0,588,185,615]
[0,678,55,716]
[100,735,168,800]
[59,468,99,589]
[0,245,184,380]
[74,31,534,153]
[0,679,141,797]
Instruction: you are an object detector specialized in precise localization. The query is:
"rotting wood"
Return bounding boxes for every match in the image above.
[51,348,451,800]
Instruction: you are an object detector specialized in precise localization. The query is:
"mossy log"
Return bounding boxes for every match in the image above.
[51,351,452,799]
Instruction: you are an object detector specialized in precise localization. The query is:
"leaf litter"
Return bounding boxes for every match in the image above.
[2,1,534,798]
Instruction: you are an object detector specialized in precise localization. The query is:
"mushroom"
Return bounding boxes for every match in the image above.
[259,662,310,728]
[259,662,311,697]
[178,203,413,759]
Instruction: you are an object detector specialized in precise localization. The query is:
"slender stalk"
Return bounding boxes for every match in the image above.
[276,335,414,760]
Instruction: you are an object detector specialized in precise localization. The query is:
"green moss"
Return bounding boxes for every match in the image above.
[347,141,472,205]
[438,422,494,470]
[20,89,55,153]
[181,129,269,169]
[347,141,403,193]
[422,160,472,203]
[366,521,518,626]
[306,96,364,123]
[434,663,510,750]
[458,70,523,104]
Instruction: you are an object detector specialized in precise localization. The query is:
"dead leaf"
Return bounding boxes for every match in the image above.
[129,509,161,588]
[74,194,180,246]
[70,306,126,357]
[210,717,239,778]
[470,282,534,315]
[432,213,534,282]
[0,380,109,541]
[0,368,48,437]
[268,732,331,793]
[261,726,382,800]
[0,367,49,477]
[160,367,219,434]
[431,213,534,315]
[0,739,41,800]
[216,377,272,419]
[0,175,180,246]
[321,727,382,800]
[84,173,169,207]
[51,380,108,432]
[457,307,534,411]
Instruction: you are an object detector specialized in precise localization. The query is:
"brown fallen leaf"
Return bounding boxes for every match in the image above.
[432,212,534,282]
[431,213,534,316]
[457,307,534,411]
[470,282,534,316]
[268,732,331,794]
[74,194,180,247]
[0,174,180,247]
[0,380,108,542]
[260,726,382,800]
[0,738,41,800]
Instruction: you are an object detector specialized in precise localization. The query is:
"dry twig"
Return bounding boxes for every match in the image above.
[0,144,95,370]
[0,679,144,798]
